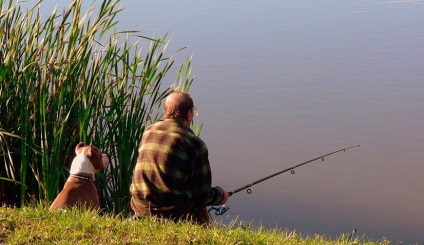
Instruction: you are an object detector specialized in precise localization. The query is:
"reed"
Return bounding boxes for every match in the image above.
[0,0,194,214]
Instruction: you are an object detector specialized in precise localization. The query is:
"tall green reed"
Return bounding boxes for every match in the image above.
[0,0,195,213]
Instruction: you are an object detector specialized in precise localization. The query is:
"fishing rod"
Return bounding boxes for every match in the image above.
[208,145,360,217]
[228,145,360,196]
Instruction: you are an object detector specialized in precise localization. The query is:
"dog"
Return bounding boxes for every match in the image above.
[50,142,109,211]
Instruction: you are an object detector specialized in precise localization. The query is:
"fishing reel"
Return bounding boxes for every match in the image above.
[208,205,230,216]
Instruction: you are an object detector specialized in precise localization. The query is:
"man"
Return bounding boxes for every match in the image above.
[130,92,229,224]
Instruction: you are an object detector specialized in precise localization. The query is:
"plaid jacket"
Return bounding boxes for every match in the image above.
[130,118,225,208]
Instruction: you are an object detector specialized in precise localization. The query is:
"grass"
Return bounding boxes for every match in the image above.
[0,204,390,245]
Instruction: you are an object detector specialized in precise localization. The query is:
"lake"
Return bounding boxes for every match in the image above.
[35,0,424,243]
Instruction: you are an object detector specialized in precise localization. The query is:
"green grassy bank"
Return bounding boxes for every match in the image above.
[0,205,389,245]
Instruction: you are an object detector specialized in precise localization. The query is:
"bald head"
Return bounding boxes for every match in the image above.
[164,92,194,121]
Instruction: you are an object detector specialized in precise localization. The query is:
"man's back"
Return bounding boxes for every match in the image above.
[130,118,210,207]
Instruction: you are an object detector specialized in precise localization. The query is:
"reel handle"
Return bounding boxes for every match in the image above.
[208,205,230,216]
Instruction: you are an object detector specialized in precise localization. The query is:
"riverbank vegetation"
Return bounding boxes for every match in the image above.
[0,205,388,244]
[1,0,194,213]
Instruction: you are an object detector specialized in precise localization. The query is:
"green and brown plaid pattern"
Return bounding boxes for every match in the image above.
[130,119,224,208]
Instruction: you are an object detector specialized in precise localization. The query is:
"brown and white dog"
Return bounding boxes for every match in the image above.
[50,142,109,211]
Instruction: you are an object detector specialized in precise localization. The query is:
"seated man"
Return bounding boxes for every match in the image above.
[130,92,229,224]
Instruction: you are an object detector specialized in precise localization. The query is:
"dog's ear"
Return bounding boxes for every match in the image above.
[75,142,86,155]
[85,145,104,170]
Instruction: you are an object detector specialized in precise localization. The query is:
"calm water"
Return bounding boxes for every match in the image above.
[36,0,424,243]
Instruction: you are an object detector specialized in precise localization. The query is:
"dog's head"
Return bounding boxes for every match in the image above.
[70,142,110,175]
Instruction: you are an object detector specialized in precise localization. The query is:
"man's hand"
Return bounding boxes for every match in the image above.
[221,191,229,204]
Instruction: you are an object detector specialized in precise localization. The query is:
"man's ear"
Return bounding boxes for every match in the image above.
[187,109,194,121]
